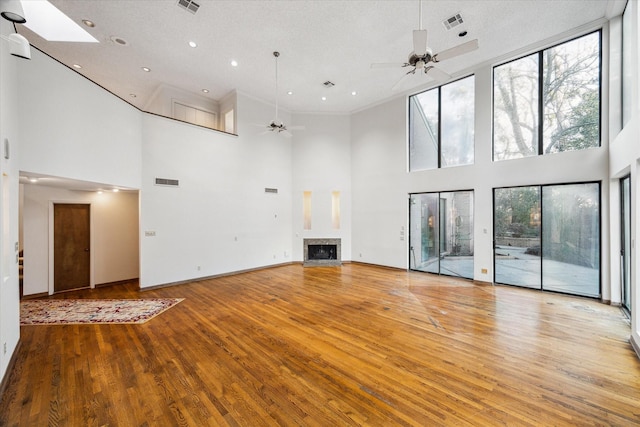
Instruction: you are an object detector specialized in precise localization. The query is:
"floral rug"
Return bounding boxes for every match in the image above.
[20,298,184,325]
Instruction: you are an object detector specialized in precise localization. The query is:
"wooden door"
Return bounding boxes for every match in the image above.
[54,203,90,292]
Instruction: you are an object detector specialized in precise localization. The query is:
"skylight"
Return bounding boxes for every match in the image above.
[22,0,98,43]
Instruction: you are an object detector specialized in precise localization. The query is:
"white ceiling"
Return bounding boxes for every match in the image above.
[15,0,623,115]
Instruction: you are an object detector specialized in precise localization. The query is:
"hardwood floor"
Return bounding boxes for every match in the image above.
[1,263,638,426]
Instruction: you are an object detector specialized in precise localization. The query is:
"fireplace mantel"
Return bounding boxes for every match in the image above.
[303,238,341,267]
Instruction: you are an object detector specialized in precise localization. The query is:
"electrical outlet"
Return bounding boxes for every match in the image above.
[145,231,156,237]
[197,266,201,271]
[481,268,488,274]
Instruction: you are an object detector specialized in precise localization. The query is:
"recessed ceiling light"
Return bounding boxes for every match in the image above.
[202,89,209,93]
[82,19,95,28]
[188,40,197,48]
[72,64,82,69]
[141,67,151,72]
[321,96,327,101]
[112,188,120,193]
[110,35,128,46]
[351,91,357,96]
[230,60,238,67]
[287,91,293,95]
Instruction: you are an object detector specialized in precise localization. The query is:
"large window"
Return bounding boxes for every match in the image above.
[494,182,600,297]
[409,76,475,171]
[409,191,474,279]
[493,31,601,160]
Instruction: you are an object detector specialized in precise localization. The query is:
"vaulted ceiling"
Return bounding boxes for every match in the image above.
[16,0,622,114]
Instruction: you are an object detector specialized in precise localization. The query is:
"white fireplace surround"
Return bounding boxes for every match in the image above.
[303,238,341,266]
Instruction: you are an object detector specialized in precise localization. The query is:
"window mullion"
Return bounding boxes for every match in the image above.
[538,51,544,156]
[437,87,442,168]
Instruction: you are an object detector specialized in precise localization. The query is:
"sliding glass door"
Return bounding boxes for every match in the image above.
[494,182,600,297]
[494,186,541,288]
[410,191,474,279]
[621,175,631,312]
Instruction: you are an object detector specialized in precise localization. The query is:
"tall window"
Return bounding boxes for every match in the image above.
[409,191,474,279]
[409,76,475,171]
[493,31,601,160]
[622,2,632,127]
[494,182,600,298]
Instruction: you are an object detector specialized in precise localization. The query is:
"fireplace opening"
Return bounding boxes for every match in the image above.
[308,244,337,260]
[303,238,341,266]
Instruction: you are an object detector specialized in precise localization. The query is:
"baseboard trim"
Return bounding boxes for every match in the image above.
[350,261,405,271]
[0,339,21,405]
[630,334,640,360]
[20,292,49,300]
[96,278,139,288]
[140,262,295,291]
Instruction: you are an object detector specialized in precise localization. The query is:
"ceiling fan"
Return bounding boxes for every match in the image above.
[263,51,304,137]
[371,1,479,90]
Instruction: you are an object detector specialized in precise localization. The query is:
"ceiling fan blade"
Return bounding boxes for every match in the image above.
[371,62,407,69]
[433,39,478,62]
[391,69,417,91]
[425,66,451,82]
[413,29,428,56]
[287,125,306,131]
[281,130,293,138]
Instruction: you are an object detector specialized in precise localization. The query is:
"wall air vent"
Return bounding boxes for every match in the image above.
[177,0,200,14]
[265,188,278,194]
[442,13,463,30]
[155,178,180,187]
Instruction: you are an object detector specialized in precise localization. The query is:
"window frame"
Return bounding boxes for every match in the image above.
[492,30,602,161]
[408,74,475,171]
[492,181,602,298]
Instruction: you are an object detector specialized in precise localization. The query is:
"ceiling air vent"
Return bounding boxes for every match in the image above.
[265,188,278,194]
[155,178,180,187]
[177,0,200,14]
[442,13,463,30]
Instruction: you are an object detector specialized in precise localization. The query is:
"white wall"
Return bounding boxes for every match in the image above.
[292,113,352,261]
[351,29,611,289]
[21,185,139,295]
[351,97,409,268]
[608,1,640,356]
[0,19,23,385]
[139,93,293,288]
[17,49,142,189]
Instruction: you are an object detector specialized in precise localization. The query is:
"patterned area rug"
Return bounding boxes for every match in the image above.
[20,298,184,325]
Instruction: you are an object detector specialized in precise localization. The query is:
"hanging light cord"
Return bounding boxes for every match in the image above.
[273,51,280,123]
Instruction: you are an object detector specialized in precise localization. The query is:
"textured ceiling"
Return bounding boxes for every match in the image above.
[15,0,622,116]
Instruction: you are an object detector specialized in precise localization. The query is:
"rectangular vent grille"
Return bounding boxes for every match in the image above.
[443,13,463,30]
[177,0,200,14]
[265,188,278,194]
[155,178,180,187]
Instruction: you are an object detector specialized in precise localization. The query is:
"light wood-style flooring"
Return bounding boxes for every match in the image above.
[1,263,639,426]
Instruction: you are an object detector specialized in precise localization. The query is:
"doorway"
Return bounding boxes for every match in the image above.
[53,203,90,293]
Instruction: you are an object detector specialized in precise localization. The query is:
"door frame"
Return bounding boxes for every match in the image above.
[48,201,94,295]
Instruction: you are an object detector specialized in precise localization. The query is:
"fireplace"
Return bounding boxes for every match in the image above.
[303,238,341,266]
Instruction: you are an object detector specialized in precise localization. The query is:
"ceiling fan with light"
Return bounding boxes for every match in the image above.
[371,1,478,90]
[263,51,304,137]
